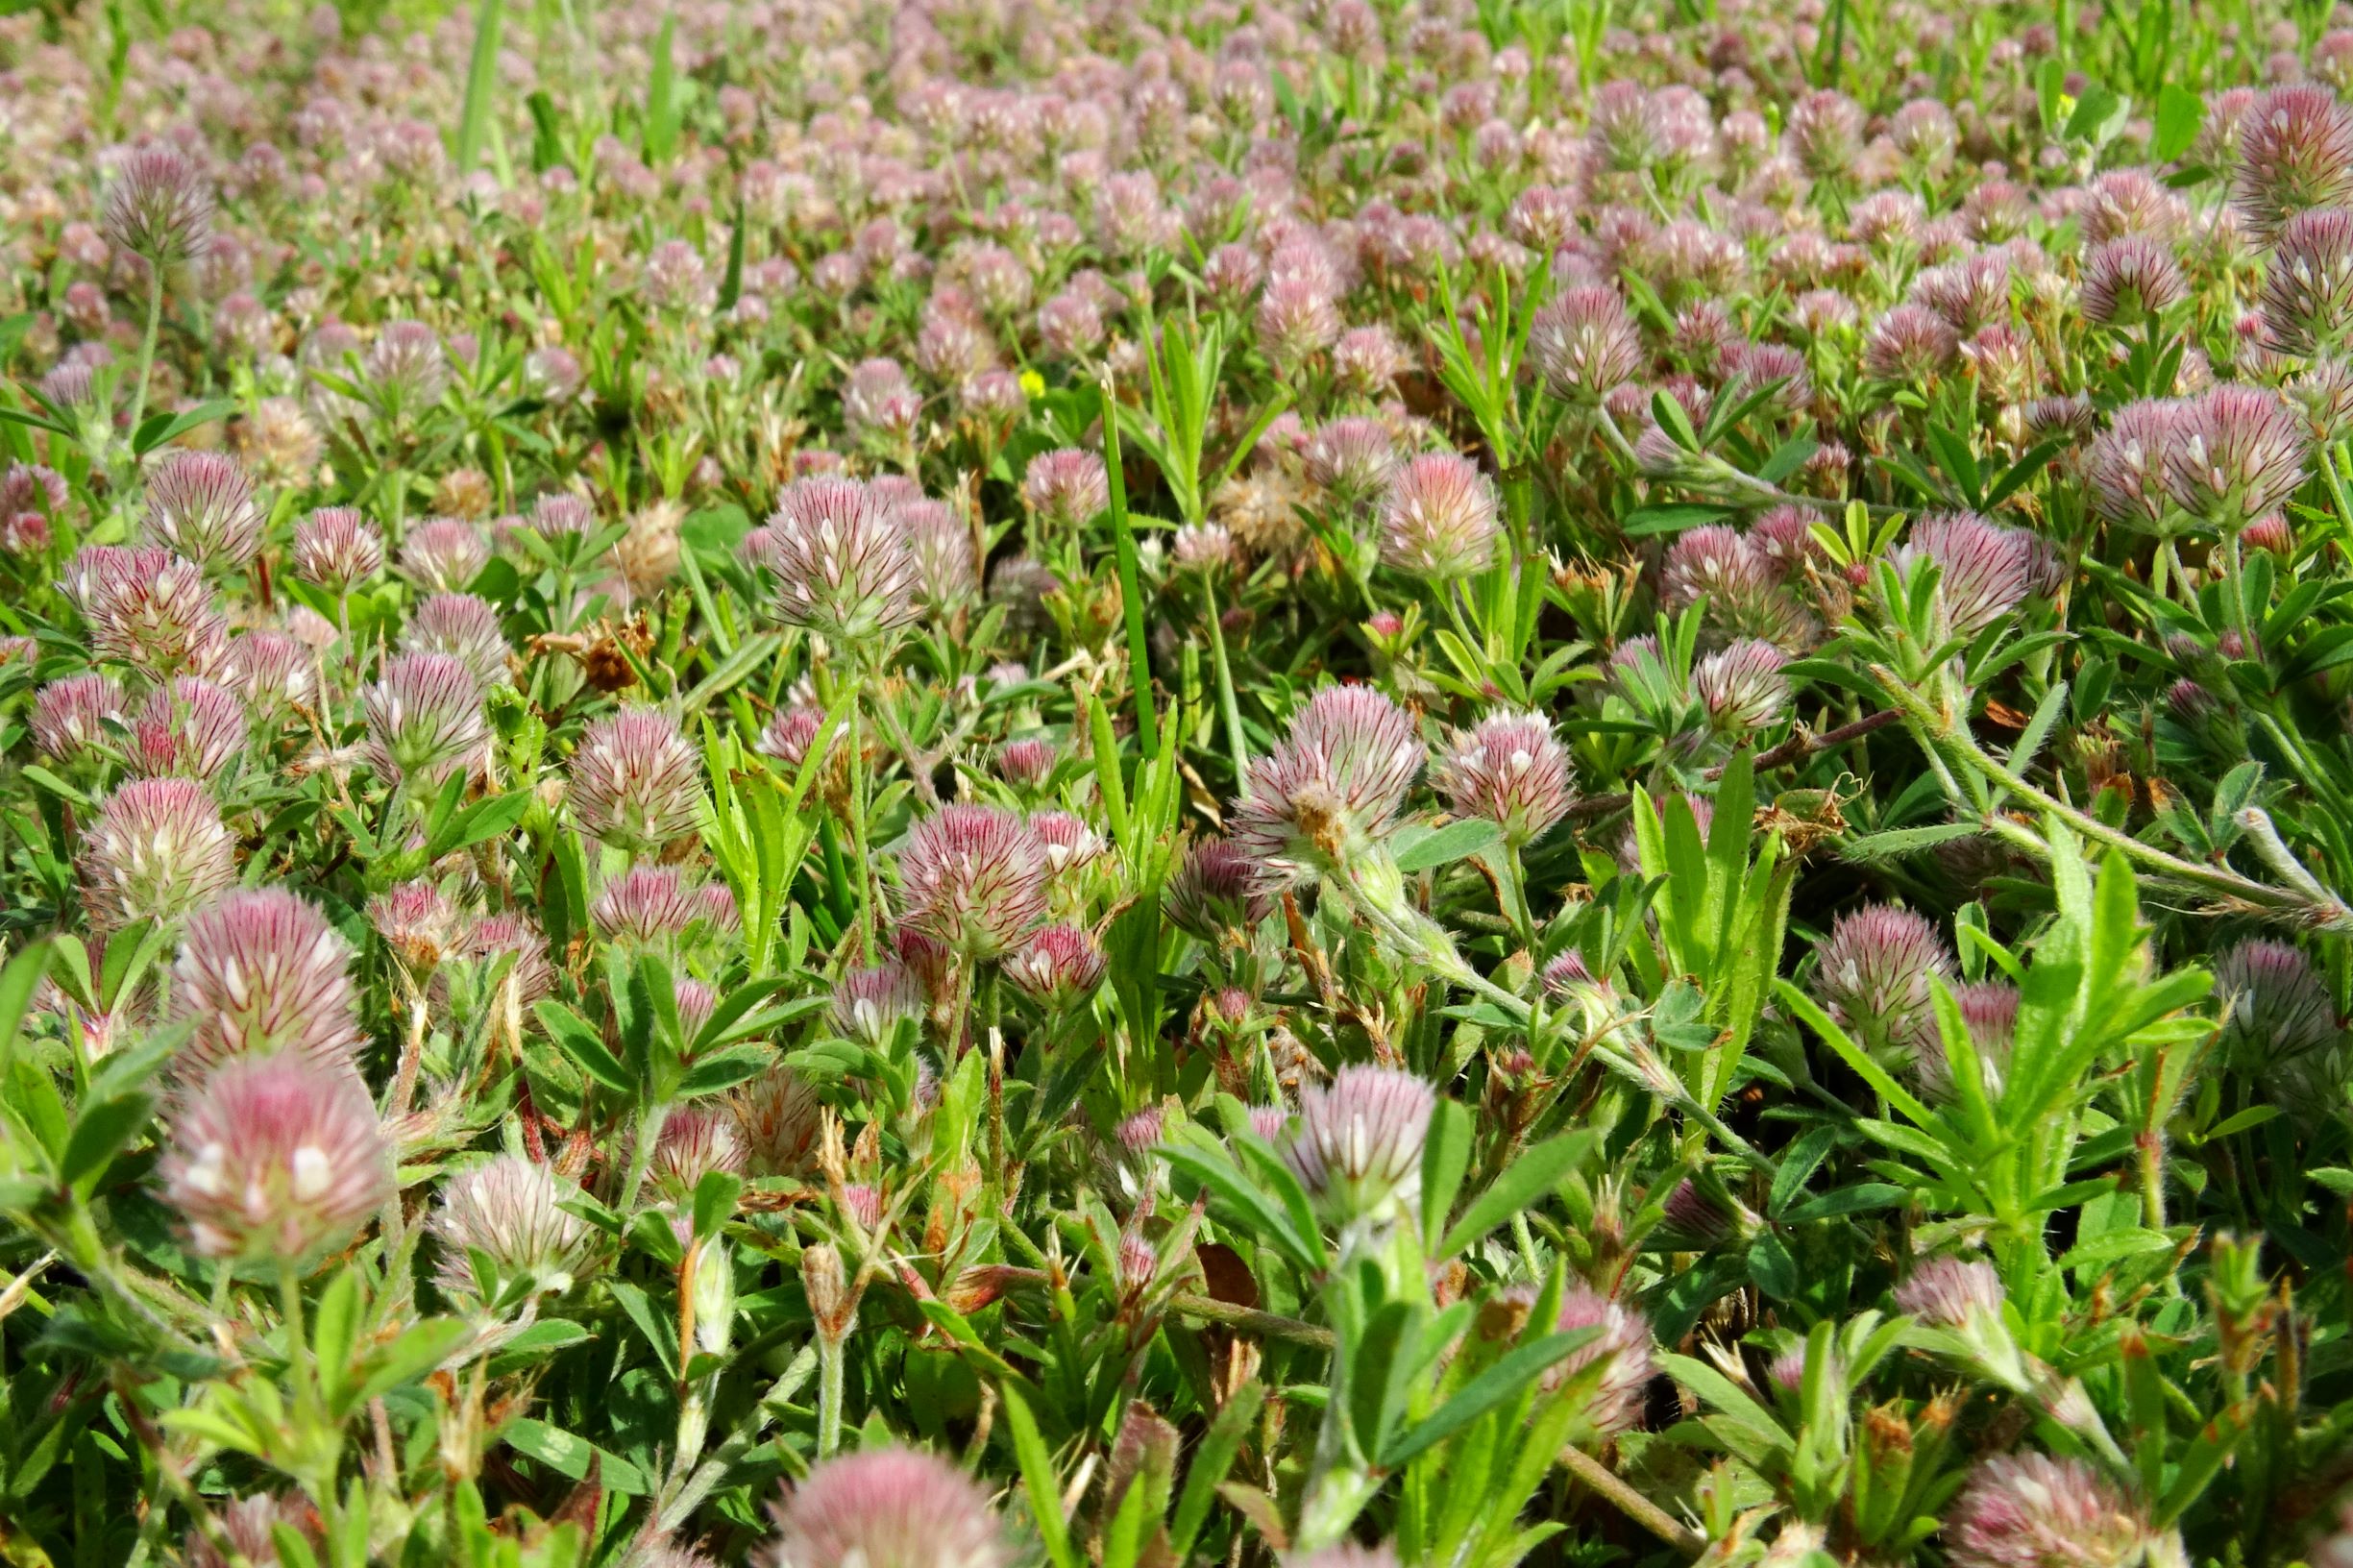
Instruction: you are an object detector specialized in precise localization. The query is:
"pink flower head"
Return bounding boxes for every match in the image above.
[172,888,362,1079]
[1304,417,1398,504]
[1285,1065,1435,1225]
[896,803,1051,960]
[568,705,704,857]
[103,144,214,267]
[2167,384,2310,529]
[78,546,227,677]
[2262,207,2353,355]
[1229,685,1424,882]
[467,913,555,1010]
[650,1106,748,1198]
[370,881,459,974]
[995,737,1056,788]
[829,963,925,1047]
[1005,922,1107,1003]
[1529,286,1646,404]
[1896,1256,2006,1328]
[400,518,492,592]
[33,673,127,764]
[592,864,703,949]
[161,1055,391,1266]
[1812,903,1954,1062]
[732,1064,822,1177]
[291,505,383,592]
[1893,512,2036,636]
[130,675,247,779]
[1945,1453,2147,1568]
[1380,453,1500,578]
[143,452,263,575]
[2234,85,2353,240]
[1546,1284,1658,1437]
[765,1447,1009,1568]
[363,651,485,783]
[1022,448,1109,528]
[761,478,922,643]
[2080,236,2187,326]
[1696,639,1793,733]
[227,630,315,723]
[431,1154,597,1305]
[1432,709,1573,847]
[2086,400,2186,530]
[81,776,236,930]
[400,593,509,689]
[1166,838,1271,939]
[2215,938,2341,1066]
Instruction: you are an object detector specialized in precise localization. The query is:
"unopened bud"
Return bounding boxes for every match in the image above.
[802,1242,856,1344]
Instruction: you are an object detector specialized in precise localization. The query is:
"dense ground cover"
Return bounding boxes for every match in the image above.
[0,0,2351,1563]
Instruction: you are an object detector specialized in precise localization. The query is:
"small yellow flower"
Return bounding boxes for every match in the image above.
[1018,370,1045,402]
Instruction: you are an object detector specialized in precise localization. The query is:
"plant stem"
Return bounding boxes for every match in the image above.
[1202,578,1250,793]
[816,1331,846,1459]
[125,269,164,446]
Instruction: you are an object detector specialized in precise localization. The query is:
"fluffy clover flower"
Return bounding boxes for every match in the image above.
[171,888,363,1079]
[227,630,314,723]
[467,913,555,1011]
[760,706,826,767]
[592,865,703,949]
[81,776,236,930]
[363,651,485,783]
[829,963,926,1048]
[1022,448,1110,527]
[1893,512,2036,636]
[764,1447,1010,1568]
[1283,1551,1400,1568]
[2260,208,2353,355]
[143,452,263,574]
[1431,710,1573,847]
[1228,685,1425,884]
[1529,286,1646,403]
[1813,904,1954,1062]
[129,675,247,779]
[1696,640,1794,733]
[1005,923,1107,1003]
[2080,236,2187,326]
[400,593,509,688]
[732,1064,823,1177]
[1303,417,1398,504]
[1165,839,1271,938]
[79,546,227,676]
[1284,1066,1436,1226]
[761,478,922,642]
[1380,453,1501,578]
[103,144,214,267]
[1944,1453,2148,1568]
[2167,384,2311,529]
[160,1055,391,1267]
[290,505,383,591]
[568,705,704,856]
[896,804,1052,960]
[650,1106,749,1198]
[401,518,492,591]
[370,881,460,975]
[2234,85,2353,240]
[2086,401,2186,530]
[431,1154,598,1306]
[2214,938,2341,1067]
[1541,1284,1659,1438]
[33,673,126,764]
[1896,1256,2007,1328]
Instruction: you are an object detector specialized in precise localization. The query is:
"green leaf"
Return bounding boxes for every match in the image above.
[353,1319,473,1404]
[1381,1328,1598,1467]
[1392,817,1504,873]
[310,1267,362,1413]
[534,1000,637,1094]
[2155,84,2202,163]
[0,940,51,1079]
[453,0,505,172]
[1000,1383,1081,1568]
[2059,1227,2176,1273]
[1419,1098,1471,1248]
[1168,1381,1263,1561]
[425,789,531,861]
[1437,1130,1592,1259]
[643,12,678,164]
[133,399,239,456]
[1161,1136,1324,1276]
[60,1092,153,1194]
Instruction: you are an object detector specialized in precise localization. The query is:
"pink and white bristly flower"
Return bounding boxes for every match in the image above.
[32,673,126,764]
[160,1054,392,1267]
[400,592,511,689]
[78,546,227,677]
[760,478,922,643]
[431,1153,598,1307]
[764,1447,1010,1568]
[290,505,383,592]
[142,451,264,575]
[1534,1283,1658,1438]
[80,776,237,931]
[1283,1065,1436,1226]
[592,865,705,949]
[1811,903,1954,1063]
[1004,922,1107,1003]
[1379,453,1501,578]
[1943,1453,2149,1568]
[567,704,705,857]
[103,144,213,267]
[1896,1256,2006,1328]
[2166,384,2311,529]
[171,888,364,1080]
[895,803,1052,961]
[1431,709,1573,848]
[1228,684,1425,884]
[363,651,486,784]
[129,675,247,779]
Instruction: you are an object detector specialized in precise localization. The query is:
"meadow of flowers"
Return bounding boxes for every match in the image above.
[4,0,2353,1563]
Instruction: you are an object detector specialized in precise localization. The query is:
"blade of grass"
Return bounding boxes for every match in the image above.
[1097,379,1159,759]
[453,0,504,173]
